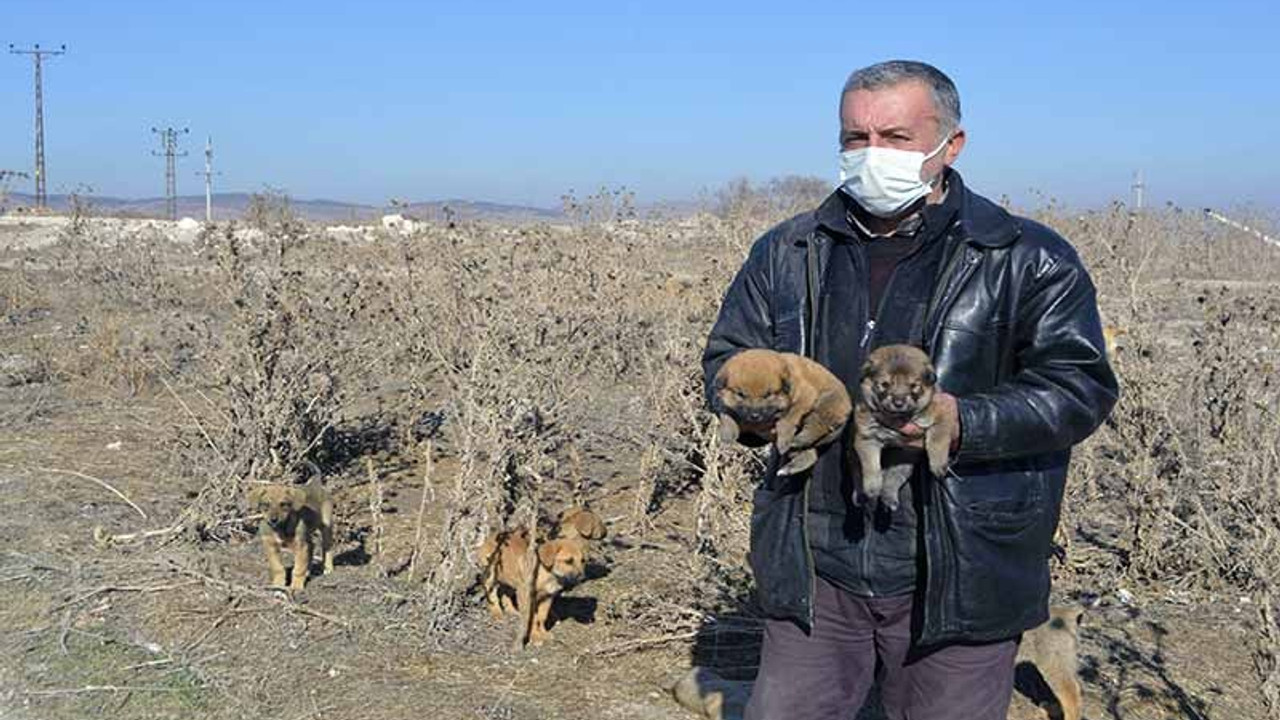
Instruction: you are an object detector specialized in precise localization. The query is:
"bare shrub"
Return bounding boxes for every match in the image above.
[172,222,367,536]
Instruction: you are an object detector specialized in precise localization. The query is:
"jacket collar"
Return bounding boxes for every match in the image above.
[812,169,1021,249]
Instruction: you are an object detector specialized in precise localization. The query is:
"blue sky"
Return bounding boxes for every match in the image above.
[2,0,1276,210]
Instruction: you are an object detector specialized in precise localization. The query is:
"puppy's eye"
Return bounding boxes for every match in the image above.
[878,381,890,393]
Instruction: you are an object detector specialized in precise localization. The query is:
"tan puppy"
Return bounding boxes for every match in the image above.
[554,506,607,541]
[851,344,955,510]
[478,528,587,644]
[1018,606,1086,720]
[670,667,752,720]
[714,349,852,476]
[246,479,335,591]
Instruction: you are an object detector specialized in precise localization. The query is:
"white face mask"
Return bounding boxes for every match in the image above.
[838,134,952,218]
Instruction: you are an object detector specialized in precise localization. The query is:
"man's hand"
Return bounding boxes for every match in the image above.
[898,391,961,453]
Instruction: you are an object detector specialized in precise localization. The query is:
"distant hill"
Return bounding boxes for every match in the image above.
[2,192,564,224]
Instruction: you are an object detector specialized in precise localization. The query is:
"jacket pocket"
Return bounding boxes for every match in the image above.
[936,466,1053,634]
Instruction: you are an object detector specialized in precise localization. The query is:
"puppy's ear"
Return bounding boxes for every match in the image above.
[922,368,937,386]
[246,487,265,507]
[286,487,307,506]
[1069,606,1085,628]
[861,360,876,379]
[537,540,559,568]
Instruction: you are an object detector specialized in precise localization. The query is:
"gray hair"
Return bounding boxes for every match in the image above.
[841,61,962,140]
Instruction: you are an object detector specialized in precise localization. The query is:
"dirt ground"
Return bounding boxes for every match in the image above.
[0,212,1274,719]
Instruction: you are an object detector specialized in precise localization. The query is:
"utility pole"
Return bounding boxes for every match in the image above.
[151,126,189,220]
[1131,169,1145,211]
[195,136,219,223]
[9,44,67,210]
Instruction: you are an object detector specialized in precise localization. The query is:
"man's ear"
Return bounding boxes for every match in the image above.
[943,127,966,166]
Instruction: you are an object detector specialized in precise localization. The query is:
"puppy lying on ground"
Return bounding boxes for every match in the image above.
[247,478,335,591]
[1018,606,1086,720]
[850,344,955,511]
[478,527,587,644]
[714,349,852,476]
[670,666,752,720]
[553,506,607,541]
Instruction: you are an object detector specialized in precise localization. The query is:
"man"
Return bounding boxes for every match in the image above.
[701,61,1118,720]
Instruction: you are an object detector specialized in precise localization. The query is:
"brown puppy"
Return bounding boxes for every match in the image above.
[553,506,607,541]
[851,344,955,510]
[246,479,335,591]
[714,349,852,476]
[478,528,587,644]
[1017,606,1086,720]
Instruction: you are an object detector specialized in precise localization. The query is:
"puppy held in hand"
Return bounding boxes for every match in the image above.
[478,528,587,644]
[1017,606,1085,720]
[247,478,335,592]
[714,349,852,476]
[851,344,955,510]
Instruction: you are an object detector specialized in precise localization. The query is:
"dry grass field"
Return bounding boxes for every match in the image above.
[0,186,1278,719]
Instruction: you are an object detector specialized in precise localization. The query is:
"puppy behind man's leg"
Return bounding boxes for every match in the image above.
[1017,606,1085,720]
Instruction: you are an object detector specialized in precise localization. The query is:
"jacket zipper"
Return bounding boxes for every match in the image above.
[853,240,909,599]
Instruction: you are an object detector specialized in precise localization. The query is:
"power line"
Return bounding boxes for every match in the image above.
[8,43,67,211]
[151,126,189,221]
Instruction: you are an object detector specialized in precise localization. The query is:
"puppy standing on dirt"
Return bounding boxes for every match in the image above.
[851,344,956,510]
[714,348,852,476]
[247,478,335,592]
[1017,606,1086,720]
[478,528,587,644]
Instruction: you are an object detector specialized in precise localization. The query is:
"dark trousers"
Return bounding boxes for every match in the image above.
[745,577,1018,720]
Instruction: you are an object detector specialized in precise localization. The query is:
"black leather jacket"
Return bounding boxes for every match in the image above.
[701,176,1118,645]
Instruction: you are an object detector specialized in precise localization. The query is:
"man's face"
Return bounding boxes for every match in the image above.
[839,80,965,183]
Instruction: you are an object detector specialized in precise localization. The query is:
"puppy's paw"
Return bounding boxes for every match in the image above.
[776,448,817,476]
[928,457,950,478]
[717,414,740,444]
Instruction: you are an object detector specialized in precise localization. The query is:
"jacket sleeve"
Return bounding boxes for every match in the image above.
[954,247,1119,462]
[701,232,776,410]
